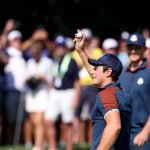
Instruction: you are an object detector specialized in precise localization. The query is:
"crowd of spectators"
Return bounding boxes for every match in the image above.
[0,18,150,150]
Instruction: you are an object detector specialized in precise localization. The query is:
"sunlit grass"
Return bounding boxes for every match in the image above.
[0,143,90,150]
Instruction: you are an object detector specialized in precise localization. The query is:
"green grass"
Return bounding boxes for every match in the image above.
[0,144,90,150]
[0,145,25,150]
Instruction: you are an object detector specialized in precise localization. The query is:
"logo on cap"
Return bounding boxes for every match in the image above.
[130,35,138,42]
[127,32,145,47]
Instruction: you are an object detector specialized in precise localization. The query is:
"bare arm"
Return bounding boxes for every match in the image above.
[21,38,33,52]
[73,30,94,78]
[144,116,150,132]
[0,19,16,49]
[97,110,121,150]
[72,80,81,108]
[0,51,9,65]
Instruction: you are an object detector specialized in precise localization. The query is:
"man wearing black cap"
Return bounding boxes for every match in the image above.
[74,30,131,150]
[119,33,150,150]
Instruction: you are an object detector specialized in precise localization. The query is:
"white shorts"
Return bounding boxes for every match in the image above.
[25,89,48,113]
[44,89,75,123]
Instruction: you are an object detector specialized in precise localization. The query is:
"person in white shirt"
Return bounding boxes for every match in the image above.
[4,30,27,144]
[25,42,53,150]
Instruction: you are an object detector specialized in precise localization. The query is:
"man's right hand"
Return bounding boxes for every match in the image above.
[133,128,149,146]
[73,29,86,52]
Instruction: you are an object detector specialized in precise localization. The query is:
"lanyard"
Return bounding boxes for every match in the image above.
[52,53,71,78]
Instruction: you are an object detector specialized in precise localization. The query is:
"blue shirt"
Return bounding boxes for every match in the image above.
[91,82,131,150]
[118,59,150,141]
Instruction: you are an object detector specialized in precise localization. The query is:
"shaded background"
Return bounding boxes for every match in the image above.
[0,0,149,40]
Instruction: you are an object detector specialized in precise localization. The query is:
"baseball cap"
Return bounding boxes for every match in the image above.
[88,53,123,77]
[120,31,130,40]
[126,32,145,47]
[54,35,66,46]
[65,37,75,49]
[7,30,22,41]
[102,38,118,50]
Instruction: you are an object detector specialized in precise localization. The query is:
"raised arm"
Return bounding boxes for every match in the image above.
[73,29,94,78]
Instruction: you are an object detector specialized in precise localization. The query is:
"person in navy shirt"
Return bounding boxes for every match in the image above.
[119,33,150,150]
[73,30,132,150]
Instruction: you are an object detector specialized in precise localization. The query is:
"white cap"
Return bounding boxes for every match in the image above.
[81,28,93,39]
[121,31,130,40]
[7,30,22,41]
[102,38,118,50]
[65,37,75,49]
[146,38,150,48]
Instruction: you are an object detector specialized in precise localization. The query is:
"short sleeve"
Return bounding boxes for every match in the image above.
[99,87,119,117]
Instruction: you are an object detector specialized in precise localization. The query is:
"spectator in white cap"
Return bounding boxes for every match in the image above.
[4,30,26,144]
[7,30,22,42]
[65,37,75,51]
[102,38,118,55]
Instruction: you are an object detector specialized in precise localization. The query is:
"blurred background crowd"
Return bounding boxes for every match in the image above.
[0,18,149,150]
